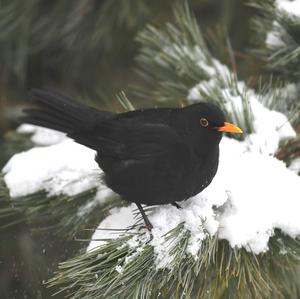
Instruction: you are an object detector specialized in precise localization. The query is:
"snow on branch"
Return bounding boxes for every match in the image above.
[1,128,116,237]
[251,0,300,82]
[1,2,300,298]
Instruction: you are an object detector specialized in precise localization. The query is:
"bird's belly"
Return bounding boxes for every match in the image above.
[100,154,218,205]
[103,162,189,205]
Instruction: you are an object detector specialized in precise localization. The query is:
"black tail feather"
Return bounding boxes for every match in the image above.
[23,89,113,148]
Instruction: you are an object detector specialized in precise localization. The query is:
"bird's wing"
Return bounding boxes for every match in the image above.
[82,118,190,161]
[92,118,197,205]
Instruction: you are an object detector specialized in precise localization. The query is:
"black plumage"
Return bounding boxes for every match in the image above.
[23,89,242,229]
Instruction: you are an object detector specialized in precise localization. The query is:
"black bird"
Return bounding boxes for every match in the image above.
[23,89,242,229]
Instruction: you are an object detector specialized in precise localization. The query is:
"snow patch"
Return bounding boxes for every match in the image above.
[87,205,136,251]
[266,31,285,48]
[244,97,296,155]
[17,124,66,146]
[265,21,286,48]
[2,140,104,197]
[289,157,300,174]
[265,1,300,48]
[277,0,300,17]
[187,59,232,102]
[207,138,300,254]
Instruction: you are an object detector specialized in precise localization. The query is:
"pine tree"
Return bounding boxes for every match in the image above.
[1,1,300,298]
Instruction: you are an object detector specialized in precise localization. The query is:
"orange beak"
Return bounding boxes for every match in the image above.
[216,122,243,133]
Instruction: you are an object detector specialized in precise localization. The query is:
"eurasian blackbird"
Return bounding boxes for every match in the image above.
[24,89,242,229]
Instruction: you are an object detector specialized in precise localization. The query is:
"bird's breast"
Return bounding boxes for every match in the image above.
[183,146,220,197]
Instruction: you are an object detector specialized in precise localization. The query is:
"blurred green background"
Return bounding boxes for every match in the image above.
[0,1,259,298]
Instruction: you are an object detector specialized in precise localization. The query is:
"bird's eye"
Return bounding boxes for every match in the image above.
[200,118,209,127]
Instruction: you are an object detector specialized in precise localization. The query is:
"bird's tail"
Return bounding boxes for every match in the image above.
[23,89,112,137]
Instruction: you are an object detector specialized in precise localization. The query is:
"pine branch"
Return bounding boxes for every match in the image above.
[249,0,300,130]
[249,0,300,81]
[45,4,300,297]
[257,78,300,128]
[0,172,121,238]
[49,227,300,299]
[0,90,140,237]
[0,129,124,238]
[132,1,254,138]
[0,0,160,103]
[116,91,135,111]
[0,2,299,298]
[276,136,300,167]
[133,1,212,103]
[133,0,300,143]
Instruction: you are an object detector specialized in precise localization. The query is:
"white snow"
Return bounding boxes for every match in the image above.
[2,139,107,197]
[289,157,300,174]
[277,0,300,17]
[265,31,286,48]
[205,137,300,254]
[17,124,66,145]
[149,198,218,267]
[87,205,136,251]
[115,265,123,274]
[265,21,287,48]
[244,99,296,155]
[187,59,232,102]
[3,126,113,216]
[265,1,300,48]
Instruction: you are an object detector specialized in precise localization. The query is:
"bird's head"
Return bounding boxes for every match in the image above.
[183,102,242,153]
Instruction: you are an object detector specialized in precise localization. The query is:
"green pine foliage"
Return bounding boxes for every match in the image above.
[49,227,300,299]
[0,1,299,298]
[0,0,170,103]
[133,2,254,136]
[46,3,300,299]
[250,0,300,82]
[0,95,127,237]
[0,169,121,238]
[249,0,300,126]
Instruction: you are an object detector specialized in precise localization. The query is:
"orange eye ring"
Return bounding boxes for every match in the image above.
[200,118,209,127]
